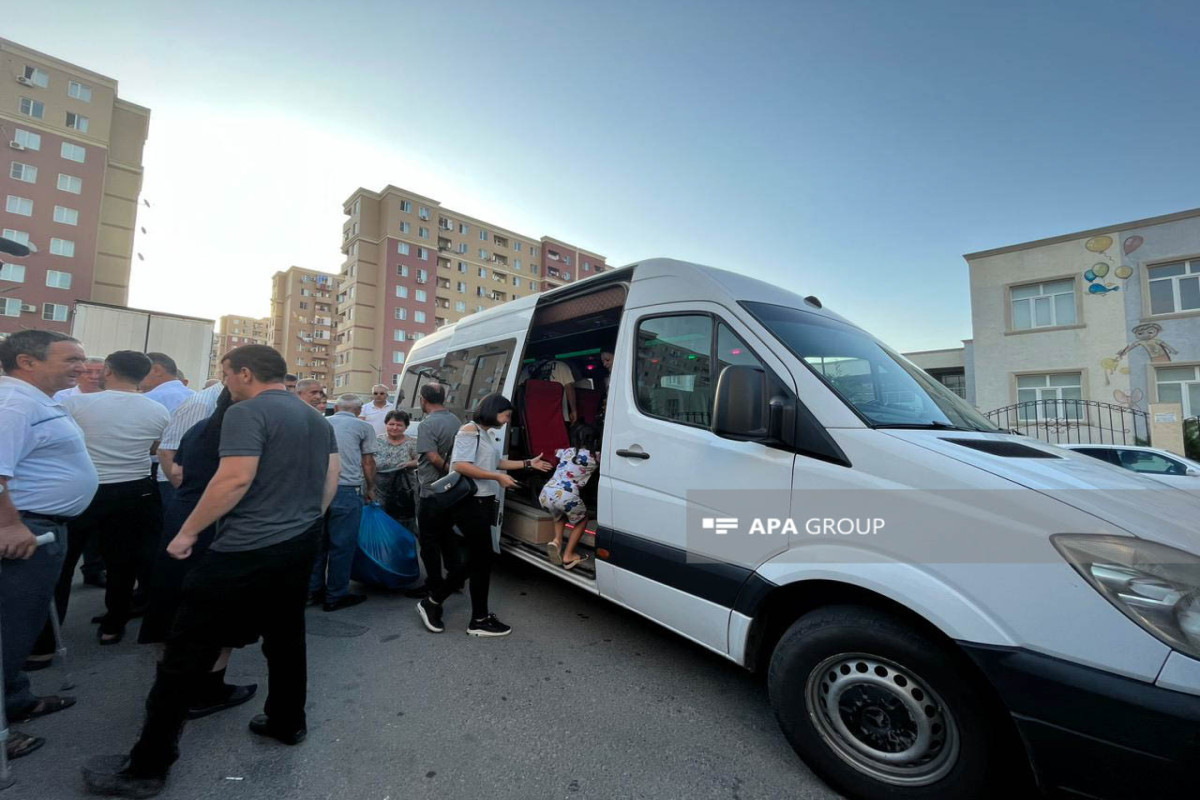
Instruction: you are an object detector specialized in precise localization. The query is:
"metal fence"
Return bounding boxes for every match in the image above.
[985,400,1149,446]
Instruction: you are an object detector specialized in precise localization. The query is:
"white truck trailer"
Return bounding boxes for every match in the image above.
[70,301,214,385]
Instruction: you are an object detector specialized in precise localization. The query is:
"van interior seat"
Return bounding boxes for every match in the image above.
[575,387,602,424]
[521,379,570,468]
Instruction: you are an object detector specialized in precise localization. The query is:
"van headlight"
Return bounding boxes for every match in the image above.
[1052,534,1200,660]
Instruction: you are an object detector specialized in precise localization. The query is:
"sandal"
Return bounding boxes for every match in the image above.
[4,731,44,760]
[546,540,562,566]
[11,695,76,724]
[563,554,590,570]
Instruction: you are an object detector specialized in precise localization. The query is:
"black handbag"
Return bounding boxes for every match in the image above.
[425,470,477,512]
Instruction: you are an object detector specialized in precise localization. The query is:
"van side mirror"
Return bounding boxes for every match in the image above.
[713,365,777,440]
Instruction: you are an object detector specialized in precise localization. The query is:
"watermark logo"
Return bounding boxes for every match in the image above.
[701,517,739,535]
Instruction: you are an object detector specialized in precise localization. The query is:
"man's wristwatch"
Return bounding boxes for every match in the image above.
[523,459,531,469]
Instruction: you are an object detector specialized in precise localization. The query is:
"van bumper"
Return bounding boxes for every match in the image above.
[961,644,1200,800]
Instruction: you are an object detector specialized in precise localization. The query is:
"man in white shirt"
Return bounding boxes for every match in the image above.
[0,330,97,759]
[360,384,392,435]
[140,353,194,505]
[51,351,170,645]
[52,357,104,403]
[156,380,225,488]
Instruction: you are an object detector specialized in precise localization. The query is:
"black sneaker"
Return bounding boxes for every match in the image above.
[417,598,444,633]
[82,754,166,798]
[467,614,511,637]
[322,594,367,612]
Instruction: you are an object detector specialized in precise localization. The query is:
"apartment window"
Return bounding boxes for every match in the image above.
[1016,373,1082,421]
[393,329,406,341]
[475,305,484,313]
[1147,259,1200,315]
[456,281,466,293]
[478,267,487,278]
[9,162,36,183]
[417,269,428,282]
[583,262,591,272]
[42,303,68,322]
[455,243,466,254]
[531,264,539,275]
[0,263,26,282]
[513,277,522,288]
[46,270,72,288]
[396,285,408,299]
[530,281,538,291]
[400,200,412,213]
[531,246,539,257]
[414,289,426,302]
[479,229,488,241]
[455,301,466,312]
[22,66,49,87]
[414,311,426,323]
[418,206,430,220]
[1,298,22,317]
[395,308,407,320]
[514,259,522,271]
[65,112,89,133]
[5,196,33,216]
[419,226,429,239]
[400,221,410,233]
[458,222,469,235]
[417,248,429,261]
[352,198,361,215]
[397,242,410,256]
[57,174,82,194]
[299,301,309,310]
[334,375,347,388]
[398,265,409,277]
[1010,279,1076,330]
[53,206,79,225]
[479,248,488,260]
[13,129,40,151]
[513,241,522,252]
[19,98,44,119]
[61,142,86,163]
[67,80,93,102]
[392,351,406,364]
[1155,365,1200,418]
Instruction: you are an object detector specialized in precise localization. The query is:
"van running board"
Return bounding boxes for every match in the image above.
[501,538,600,592]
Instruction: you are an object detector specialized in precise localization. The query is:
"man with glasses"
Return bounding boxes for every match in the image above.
[361,384,392,436]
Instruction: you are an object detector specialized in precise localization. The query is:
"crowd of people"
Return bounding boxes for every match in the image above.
[0,328,595,798]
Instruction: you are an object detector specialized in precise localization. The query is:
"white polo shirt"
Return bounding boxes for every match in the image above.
[64,391,171,484]
[361,401,390,436]
[0,376,99,516]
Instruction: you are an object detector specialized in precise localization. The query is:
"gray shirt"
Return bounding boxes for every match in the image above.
[450,423,502,497]
[212,389,338,553]
[328,411,377,487]
[415,408,461,496]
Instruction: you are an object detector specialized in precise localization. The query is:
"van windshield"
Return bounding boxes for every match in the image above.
[742,301,997,432]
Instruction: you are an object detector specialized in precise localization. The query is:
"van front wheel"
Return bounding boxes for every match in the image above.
[768,606,1017,800]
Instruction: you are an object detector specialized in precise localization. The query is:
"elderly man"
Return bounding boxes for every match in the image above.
[0,330,98,759]
[296,379,327,413]
[360,384,391,435]
[52,356,104,402]
[308,394,375,612]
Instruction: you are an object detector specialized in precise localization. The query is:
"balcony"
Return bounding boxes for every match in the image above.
[438,238,452,251]
[492,235,509,249]
[490,291,508,302]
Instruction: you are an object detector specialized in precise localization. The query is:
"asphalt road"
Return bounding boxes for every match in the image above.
[12,556,843,800]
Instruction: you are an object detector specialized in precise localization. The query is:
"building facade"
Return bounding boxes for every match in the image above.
[966,208,1200,423]
[209,314,271,378]
[0,38,149,334]
[335,185,605,394]
[270,266,337,384]
[902,345,975,405]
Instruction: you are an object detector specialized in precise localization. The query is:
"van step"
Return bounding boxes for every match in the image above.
[503,499,595,548]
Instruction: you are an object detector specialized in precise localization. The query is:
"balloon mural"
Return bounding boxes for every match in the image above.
[1082,233,1144,296]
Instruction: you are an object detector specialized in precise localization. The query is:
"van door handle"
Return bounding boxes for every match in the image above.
[615,449,650,460]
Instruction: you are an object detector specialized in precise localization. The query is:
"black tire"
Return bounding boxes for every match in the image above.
[768,605,1025,800]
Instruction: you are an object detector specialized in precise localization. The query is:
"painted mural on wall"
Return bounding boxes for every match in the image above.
[1082,234,1142,295]
[1100,321,1180,397]
[1113,388,1144,410]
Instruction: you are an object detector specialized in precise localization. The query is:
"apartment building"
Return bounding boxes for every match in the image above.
[334,185,606,394]
[270,266,337,384]
[209,314,271,378]
[0,38,149,335]
[967,207,1200,421]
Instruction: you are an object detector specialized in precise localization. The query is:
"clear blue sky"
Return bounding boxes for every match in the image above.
[7,0,1199,350]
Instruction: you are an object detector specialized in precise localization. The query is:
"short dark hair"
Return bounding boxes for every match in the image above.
[419,382,446,405]
[472,393,513,427]
[146,352,178,376]
[0,330,78,372]
[569,422,601,454]
[285,373,297,382]
[385,409,410,426]
[221,344,287,384]
[105,350,153,383]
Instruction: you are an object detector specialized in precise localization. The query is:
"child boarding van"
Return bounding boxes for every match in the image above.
[395,258,1200,800]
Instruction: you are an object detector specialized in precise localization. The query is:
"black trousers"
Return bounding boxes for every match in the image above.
[430,496,496,619]
[34,477,161,653]
[416,498,465,597]
[128,528,318,776]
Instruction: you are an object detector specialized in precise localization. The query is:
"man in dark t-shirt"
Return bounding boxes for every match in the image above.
[83,345,340,798]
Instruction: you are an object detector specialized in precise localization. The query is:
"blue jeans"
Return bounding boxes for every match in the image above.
[2,514,67,716]
[308,486,363,601]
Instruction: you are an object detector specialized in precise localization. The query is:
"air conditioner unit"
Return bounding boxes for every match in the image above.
[20,303,36,312]
[8,141,25,151]
[16,76,33,86]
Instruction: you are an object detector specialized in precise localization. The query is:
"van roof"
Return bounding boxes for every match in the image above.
[417,257,855,350]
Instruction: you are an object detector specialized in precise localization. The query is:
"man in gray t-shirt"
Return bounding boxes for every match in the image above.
[413,383,463,599]
[309,394,378,611]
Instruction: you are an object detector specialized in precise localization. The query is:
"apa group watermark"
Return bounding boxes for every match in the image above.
[702,517,885,536]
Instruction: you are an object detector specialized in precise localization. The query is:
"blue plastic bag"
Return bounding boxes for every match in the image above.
[352,502,420,589]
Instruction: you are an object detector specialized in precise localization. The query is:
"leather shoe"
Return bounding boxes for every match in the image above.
[82,754,166,798]
[187,683,258,720]
[305,590,325,607]
[322,594,367,612]
[248,714,306,745]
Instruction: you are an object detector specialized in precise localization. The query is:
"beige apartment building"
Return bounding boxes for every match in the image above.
[209,314,271,378]
[335,185,606,394]
[270,266,337,384]
[0,38,149,334]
